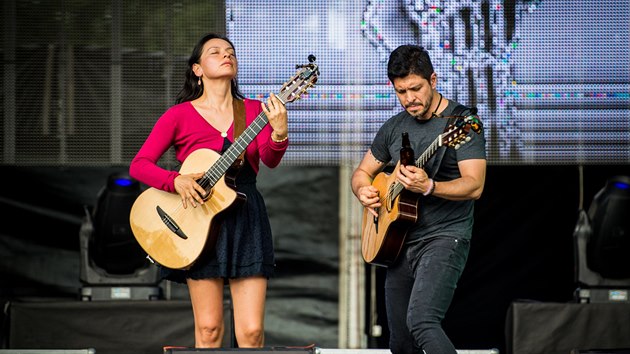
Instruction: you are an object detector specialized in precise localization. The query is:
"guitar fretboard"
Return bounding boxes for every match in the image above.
[199,112,270,191]
[192,62,318,193]
[389,135,443,199]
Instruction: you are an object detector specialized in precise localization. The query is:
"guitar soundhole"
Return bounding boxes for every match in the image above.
[200,189,212,201]
[195,176,212,200]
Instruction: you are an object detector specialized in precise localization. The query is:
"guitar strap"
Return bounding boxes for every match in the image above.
[232,99,246,163]
[427,104,477,178]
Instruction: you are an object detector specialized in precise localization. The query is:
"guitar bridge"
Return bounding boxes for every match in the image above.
[156,206,188,239]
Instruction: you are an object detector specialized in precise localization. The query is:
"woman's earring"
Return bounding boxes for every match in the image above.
[197,76,201,86]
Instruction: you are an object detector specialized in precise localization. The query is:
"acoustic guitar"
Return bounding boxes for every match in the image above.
[129,58,319,270]
[361,115,483,267]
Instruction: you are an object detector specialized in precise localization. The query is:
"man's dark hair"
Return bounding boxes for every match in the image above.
[387,45,435,83]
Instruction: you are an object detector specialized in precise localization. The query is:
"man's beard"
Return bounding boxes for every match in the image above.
[407,91,435,120]
[406,103,430,120]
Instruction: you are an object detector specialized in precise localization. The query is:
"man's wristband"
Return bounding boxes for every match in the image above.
[423,178,435,196]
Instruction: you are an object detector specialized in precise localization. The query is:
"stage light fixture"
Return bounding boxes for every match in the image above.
[79,172,160,300]
[89,172,147,274]
[574,175,630,302]
[585,176,630,279]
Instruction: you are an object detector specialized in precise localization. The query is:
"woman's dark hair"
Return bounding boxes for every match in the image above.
[387,45,435,83]
[175,33,245,104]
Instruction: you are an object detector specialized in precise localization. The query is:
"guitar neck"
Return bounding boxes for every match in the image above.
[414,136,442,168]
[193,60,319,192]
[391,134,442,197]
[203,112,269,187]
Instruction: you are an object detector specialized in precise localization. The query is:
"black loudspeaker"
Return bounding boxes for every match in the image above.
[571,350,630,354]
[507,301,630,354]
[0,351,95,354]
[163,347,315,354]
[8,299,232,354]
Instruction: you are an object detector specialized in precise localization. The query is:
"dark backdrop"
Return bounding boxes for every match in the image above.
[1,164,630,352]
[366,164,630,352]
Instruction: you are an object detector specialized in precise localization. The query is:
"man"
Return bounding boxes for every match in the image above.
[351,44,487,354]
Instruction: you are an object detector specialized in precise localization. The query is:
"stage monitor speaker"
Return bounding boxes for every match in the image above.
[8,299,231,354]
[163,349,499,354]
[0,351,95,354]
[507,301,630,354]
[571,350,630,354]
[164,347,315,354]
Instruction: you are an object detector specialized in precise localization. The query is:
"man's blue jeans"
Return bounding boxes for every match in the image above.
[385,236,470,354]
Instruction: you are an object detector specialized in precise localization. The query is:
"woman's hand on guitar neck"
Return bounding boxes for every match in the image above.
[174,172,207,208]
[262,93,288,139]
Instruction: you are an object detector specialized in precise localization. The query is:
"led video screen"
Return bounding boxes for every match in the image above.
[226,0,630,165]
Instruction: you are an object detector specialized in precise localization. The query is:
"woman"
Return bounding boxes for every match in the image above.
[129,33,289,348]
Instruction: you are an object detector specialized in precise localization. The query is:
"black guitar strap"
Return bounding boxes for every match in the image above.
[427,104,477,178]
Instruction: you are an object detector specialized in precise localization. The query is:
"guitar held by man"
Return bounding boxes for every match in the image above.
[360,115,483,267]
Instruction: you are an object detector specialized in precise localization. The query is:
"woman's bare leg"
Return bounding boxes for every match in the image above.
[228,276,267,347]
[187,277,225,348]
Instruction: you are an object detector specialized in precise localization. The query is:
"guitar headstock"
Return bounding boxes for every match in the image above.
[464,115,483,134]
[277,55,320,104]
[440,115,484,150]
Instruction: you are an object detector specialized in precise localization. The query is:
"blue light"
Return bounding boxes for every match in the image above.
[114,178,133,187]
[613,181,629,190]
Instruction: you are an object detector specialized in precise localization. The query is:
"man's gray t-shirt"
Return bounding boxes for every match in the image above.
[370,100,487,242]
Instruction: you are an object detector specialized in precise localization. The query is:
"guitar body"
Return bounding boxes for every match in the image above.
[361,162,419,267]
[129,148,245,270]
